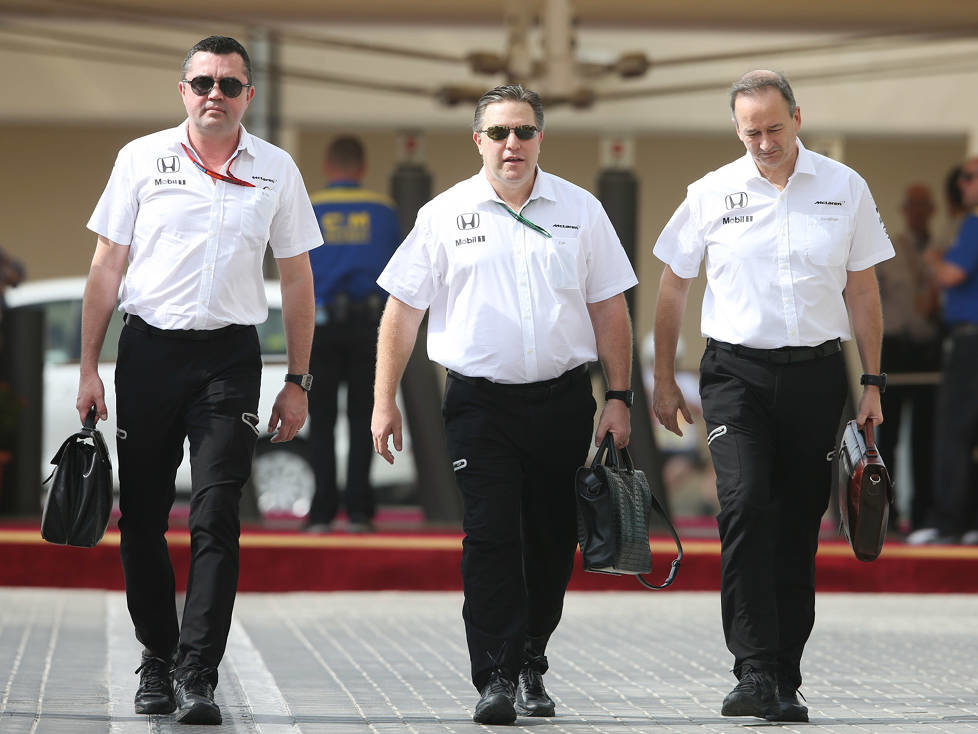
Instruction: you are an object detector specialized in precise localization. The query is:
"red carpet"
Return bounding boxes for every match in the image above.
[2,523,978,593]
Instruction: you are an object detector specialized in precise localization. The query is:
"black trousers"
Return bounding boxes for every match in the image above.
[699,344,847,690]
[933,330,978,535]
[878,334,940,530]
[115,319,260,684]
[306,315,379,525]
[442,366,595,690]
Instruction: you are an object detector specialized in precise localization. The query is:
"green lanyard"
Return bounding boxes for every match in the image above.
[495,201,552,239]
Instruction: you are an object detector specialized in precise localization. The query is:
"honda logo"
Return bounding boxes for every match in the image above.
[457,213,480,230]
[725,192,748,210]
[157,156,180,174]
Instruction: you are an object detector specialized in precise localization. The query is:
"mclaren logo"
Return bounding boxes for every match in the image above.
[457,213,480,230]
[725,192,748,210]
[157,156,180,174]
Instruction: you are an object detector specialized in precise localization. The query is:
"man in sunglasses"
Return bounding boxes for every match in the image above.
[77,35,321,725]
[652,70,893,722]
[372,84,637,724]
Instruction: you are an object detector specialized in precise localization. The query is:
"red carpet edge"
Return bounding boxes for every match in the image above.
[2,529,977,593]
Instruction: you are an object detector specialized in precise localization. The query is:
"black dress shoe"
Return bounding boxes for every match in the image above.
[772,686,809,722]
[473,670,516,725]
[173,667,222,725]
[134,653,175,715]
[720,667,779,719]
[516,666,555,717]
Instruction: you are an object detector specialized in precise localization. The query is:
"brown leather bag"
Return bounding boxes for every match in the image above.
[837,418,893,562]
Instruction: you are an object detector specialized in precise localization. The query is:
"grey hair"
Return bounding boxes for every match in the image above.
[729,70,796,116]
[182,36,252,84]
[472,85,544,132]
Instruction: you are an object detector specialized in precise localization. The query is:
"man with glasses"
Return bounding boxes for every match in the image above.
[652,70,893,722]
[925,157,978,545]
[77,35,321,725]
[371,84,637,724]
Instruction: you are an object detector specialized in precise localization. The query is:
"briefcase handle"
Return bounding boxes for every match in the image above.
[861,417,879,458]
[592,433,684,590]
[81,406,98,436]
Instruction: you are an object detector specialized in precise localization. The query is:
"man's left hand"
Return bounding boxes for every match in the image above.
[595,399,631,449]
[268,383,308,442]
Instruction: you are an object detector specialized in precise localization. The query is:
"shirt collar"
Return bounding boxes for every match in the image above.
[737,138,814,183]
[474,166,558,207]
[327,180,361,189]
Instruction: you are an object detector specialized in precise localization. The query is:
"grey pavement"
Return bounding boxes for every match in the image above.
[1,589,976,733]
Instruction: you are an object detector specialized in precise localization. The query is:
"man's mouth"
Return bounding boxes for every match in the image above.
[503,156,524,164]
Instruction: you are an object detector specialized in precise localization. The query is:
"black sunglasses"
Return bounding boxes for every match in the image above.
[480,125,539,141]
[959,171,978,182]
[182,75,253,98]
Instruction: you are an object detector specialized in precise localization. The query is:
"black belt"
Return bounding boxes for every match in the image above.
[707,337,841,365]
[949,323,978,337]
[447,364,589,401]
[124,313,250,341]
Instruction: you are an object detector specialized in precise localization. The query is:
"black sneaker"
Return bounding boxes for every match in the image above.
[516,666,555,717]
[773,685,809,722]
[173,667,222,725]
[720,667,779,719]
[473,670,517,725]
[134,653,175,715]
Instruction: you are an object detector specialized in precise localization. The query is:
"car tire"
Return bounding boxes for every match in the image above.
[250,437,316,518]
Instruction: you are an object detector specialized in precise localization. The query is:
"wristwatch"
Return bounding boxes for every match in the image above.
[605,389,634,408]
[860,373,887,393]
[285,373,314,392]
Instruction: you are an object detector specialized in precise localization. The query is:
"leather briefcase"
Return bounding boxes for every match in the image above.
[837,418,893,562]
[41,407,113,548]
[575,433,683,589]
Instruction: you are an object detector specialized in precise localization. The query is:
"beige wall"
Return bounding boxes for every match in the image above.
[4,124,965,368]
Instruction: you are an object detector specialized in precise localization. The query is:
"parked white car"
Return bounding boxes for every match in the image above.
[5,277,414,518]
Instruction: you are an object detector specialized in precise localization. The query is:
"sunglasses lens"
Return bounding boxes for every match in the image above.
[188,76,214,95]
[514,125,537,140]
[218,78,245,98]
[484,126,509,141]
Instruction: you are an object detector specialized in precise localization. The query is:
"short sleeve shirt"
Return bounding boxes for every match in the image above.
[653,140,894,348]
[87,121,323,330]
[943,213,978,324]
[377,168,638,383]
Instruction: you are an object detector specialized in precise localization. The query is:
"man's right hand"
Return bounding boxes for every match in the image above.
[371,400,403,465]
[652,377,693,437]
[77,372,107,424]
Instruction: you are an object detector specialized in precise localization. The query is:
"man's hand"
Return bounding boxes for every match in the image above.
[371,399,403,464]
[855,388,883,430]
[595,399,631,448]
[652,378,693,437]
[268,383,308,442]
[76,372,107,424]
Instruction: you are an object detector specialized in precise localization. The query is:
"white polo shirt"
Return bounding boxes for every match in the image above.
[653,140,894,349]
[88,121,322,330]
[377,167,638,384]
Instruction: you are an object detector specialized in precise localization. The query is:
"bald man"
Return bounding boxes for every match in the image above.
[652,70,893,722]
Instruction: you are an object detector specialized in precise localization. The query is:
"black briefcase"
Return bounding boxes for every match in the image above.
[40,407,114,548]
[575,433,683,589]
[837,418,893,562]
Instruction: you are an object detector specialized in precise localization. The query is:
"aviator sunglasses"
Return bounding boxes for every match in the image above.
[479,125,539,141]
[181,75,253,98]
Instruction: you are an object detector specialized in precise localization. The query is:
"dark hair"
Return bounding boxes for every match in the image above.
[729,70,796,116]
[182,36,252,84]
[472,85,544,132]
[326,135,366,170]
[946,164,965,210]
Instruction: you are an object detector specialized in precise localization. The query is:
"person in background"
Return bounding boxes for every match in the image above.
[923,156,978,545]
[652,70,892,723]
[875,183,941,535]
[371,84,636,725]
[305,136,400,533]
[77,35,321,725]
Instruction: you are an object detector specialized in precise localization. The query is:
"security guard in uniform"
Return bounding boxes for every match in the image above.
[305,136,400,532]
[371,85,637,725]
[652,70,893,723]
[77,36,321,725]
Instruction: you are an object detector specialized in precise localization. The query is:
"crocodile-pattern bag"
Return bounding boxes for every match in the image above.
[40,407,113,548]
[575,433,682,589]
